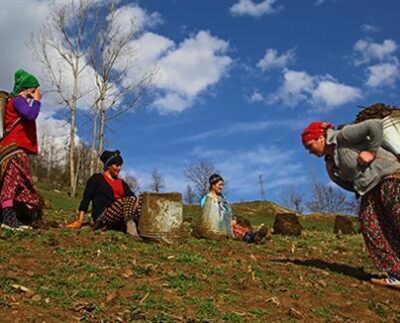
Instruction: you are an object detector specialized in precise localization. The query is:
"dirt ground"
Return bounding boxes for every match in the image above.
[0,219,399,322]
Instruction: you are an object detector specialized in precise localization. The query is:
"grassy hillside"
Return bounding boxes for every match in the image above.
[0,185,396,322]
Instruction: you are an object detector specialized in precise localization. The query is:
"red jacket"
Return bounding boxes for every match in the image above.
[0,97,38,154]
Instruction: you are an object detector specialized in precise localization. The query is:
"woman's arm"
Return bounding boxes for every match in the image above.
[337,119,383,151]
[66,176,97,228]
[337,119,383,165]
[13,96,41,121]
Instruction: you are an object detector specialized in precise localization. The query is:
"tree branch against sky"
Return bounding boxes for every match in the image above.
[31,0,96,197]
[88,0,156,173]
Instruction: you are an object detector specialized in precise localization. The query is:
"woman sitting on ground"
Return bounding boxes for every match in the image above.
[196,174,267,243]
[302,119,400,289]
[67,150,142,240]
[0,69,42,230]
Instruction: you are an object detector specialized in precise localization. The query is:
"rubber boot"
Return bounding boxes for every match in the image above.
[126,219,142,241]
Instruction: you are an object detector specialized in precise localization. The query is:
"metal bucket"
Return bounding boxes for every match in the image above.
[0,91,9,139]
[382,115,400,155]
[138,192,183,243]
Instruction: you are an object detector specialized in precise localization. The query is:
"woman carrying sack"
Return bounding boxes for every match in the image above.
[0,69,42,230]
[302,119,400,289]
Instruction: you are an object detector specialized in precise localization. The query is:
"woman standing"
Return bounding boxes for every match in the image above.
[302,120,400,289]
[67,150,142,240]
[0,69,42,230]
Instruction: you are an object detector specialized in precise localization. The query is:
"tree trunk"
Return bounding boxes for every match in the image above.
[96,98,106,173]
[89,103,99,175]
[69,62,79,198]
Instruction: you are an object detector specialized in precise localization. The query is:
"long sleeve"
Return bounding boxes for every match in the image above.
[79,176,97,212]
[122,181,135,197]
[13,96,41,121]
[337,119,383,152]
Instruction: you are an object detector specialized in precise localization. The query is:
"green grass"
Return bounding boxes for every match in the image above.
[1,183,397,322]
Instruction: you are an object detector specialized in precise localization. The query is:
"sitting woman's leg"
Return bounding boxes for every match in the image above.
[95,195,142,238]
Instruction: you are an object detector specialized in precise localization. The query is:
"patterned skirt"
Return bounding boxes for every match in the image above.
[95,195,142,231]
[0,145,40,208]
[359,177,400,279]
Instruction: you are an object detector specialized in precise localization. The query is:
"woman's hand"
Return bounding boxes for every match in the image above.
[358,151,377,166]
[66,220,82,229]
[66,211,85,229]
[33,88,42,101]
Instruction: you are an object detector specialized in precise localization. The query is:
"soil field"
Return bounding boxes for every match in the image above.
[0,187,398,322]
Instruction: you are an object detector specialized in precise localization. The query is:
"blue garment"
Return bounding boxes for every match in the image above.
[200,193,228,208]
[196,193,233,238]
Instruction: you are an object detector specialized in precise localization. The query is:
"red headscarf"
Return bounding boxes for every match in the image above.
[301,122,334,145]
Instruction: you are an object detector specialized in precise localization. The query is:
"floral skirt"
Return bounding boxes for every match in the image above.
[359,177,400,279]
[95,195,142,231]
[0,148,40,208]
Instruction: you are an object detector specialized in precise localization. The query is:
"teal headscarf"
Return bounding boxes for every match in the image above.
[11,69,40,97]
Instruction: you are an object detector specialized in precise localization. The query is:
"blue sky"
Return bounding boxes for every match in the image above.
[1,0,399,203]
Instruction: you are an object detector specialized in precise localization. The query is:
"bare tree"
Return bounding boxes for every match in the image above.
[184,185,196,204]
[279,186,304,214]
[31,0,96,197]
[306,180,358,215]
[125,174,141,194]
[149,168,165,192]
[75,142,92,186]
[89,0,156,173]
[183,161,218,198]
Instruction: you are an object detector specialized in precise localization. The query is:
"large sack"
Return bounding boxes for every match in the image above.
[355,103,400,156]
[194,194,233,240]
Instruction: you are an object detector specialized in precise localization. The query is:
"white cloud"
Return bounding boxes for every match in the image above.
[121,30,232,113]
[314,0,337,6]
[248,90,264,103]
[117,29,232,113]
[117,32,174,87]
[257,48,295,72]
[312,80,362,107]
[153,31,232,113]
[270,69,361,109]
[272,69,314,106]
[365,62,400,88]
[360,24,380,33]
[112,3,162,33]
[153,93,194,113]
[353,39,398,65]
[230,0,281,18]
[181,119,304,142]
